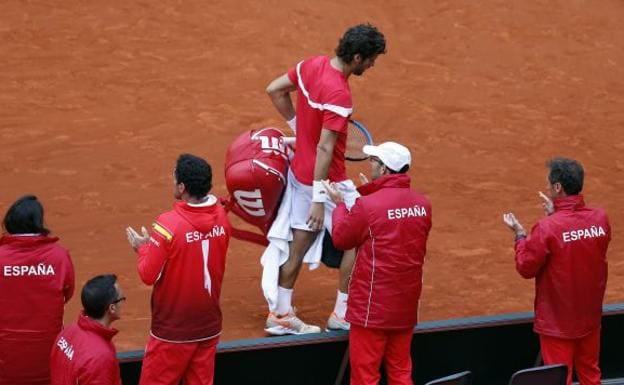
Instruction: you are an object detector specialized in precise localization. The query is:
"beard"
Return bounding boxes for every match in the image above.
[352,67,365,76]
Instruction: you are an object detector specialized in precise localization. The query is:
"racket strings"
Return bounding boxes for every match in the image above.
[346,133,368,160]
[345,121,372,161]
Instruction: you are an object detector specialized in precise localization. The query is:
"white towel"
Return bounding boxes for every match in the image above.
[260,171,325,312]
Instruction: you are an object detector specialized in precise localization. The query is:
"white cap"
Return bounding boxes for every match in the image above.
[362,141,411,172]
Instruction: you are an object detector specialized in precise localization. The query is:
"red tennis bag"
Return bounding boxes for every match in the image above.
[223,128,290,245]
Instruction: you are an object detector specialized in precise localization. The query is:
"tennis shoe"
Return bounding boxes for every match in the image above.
[326,312,350,331]
[264,308,321,335]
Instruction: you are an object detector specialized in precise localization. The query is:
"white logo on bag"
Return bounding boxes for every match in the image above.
[256,136,284,153]
[251,129,288,160]
[234,189,266,217]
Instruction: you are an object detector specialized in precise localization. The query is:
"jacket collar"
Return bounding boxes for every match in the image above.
[358,174,411,196]
[0,234,59,247]
[77,312,119,341]
[553,194,585,212]
[186,195,217,207]
[174,195,217,212]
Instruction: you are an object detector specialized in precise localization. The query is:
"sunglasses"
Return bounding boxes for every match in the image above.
[111,296,126,304]
[368,157,384,166]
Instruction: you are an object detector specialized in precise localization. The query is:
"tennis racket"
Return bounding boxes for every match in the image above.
[281,119,373,161]
[345,119,373,161]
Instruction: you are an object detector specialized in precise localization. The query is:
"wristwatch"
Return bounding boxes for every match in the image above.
[514,231,527,241]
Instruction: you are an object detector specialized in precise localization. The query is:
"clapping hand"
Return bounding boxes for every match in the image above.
[322,180,344,204]
[126,226,149,251]
[502,213,526,237]
[538,191,554,216]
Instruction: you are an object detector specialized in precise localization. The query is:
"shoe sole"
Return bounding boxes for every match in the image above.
[325,327,350,332]
[264,325,321,336]
[326,319,350,332]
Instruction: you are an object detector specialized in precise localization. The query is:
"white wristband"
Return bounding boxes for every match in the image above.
[286,116,296,133]
[312,180,327,203]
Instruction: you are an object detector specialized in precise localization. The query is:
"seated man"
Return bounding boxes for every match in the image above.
[325,142,432,385]
[50,274,124,385]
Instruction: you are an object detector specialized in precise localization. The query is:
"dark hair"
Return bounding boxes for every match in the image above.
[81,274,118,319]
[3,195,50,235]
[547,157,584,195]
[335,23,386,64]
[388,164,410,174]
[174,154,212,199]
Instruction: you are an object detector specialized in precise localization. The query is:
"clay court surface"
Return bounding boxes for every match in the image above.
[1,1,623,351]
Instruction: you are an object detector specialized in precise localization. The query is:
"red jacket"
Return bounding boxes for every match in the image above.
[515,195,610,338]
[50,313,120,385]
[137,197,231,342]
[0,234,74,384]
[332,174,432,329]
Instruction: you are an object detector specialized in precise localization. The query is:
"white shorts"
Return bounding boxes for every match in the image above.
[288,169,359,233]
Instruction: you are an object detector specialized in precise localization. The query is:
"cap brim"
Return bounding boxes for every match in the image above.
[362,144,379,157]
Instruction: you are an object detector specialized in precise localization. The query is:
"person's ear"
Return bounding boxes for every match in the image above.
[177,182,186,195]
[553,182,563,194]
[353,53,362,64]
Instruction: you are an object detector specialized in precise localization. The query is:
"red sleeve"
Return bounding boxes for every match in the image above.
[322,112,349,133]
[322,90,351,133]
[137,223,171,286]
[356,182,376,196]
[514,221,550,279]
[287,66,297,85]
[331,200,368,251]
[63,251,75,303]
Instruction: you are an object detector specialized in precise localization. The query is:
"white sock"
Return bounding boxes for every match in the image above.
[333,290,348,319]
[276,286,293,316]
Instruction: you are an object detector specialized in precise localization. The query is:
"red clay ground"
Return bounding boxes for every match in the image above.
[1,1,623,351]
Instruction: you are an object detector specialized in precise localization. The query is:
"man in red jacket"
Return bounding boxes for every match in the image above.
[0,195,75,385]
[50,274,123,385]
[503,157,611,385]
[324,141,432,385]
[126,153,231,385]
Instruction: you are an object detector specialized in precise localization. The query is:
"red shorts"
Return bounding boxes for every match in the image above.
[540,328,601,385]
[349,325,414,385]
[139,335,219,385]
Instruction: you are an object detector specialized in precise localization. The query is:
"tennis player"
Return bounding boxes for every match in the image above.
[264,23,386,334]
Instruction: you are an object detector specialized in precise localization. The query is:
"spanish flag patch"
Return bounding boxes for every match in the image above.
[152,222,173,241]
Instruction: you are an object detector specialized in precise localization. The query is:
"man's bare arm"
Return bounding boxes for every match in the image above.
[307,129,338,231]
[266,74,297,121]
[314,128,337,181]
